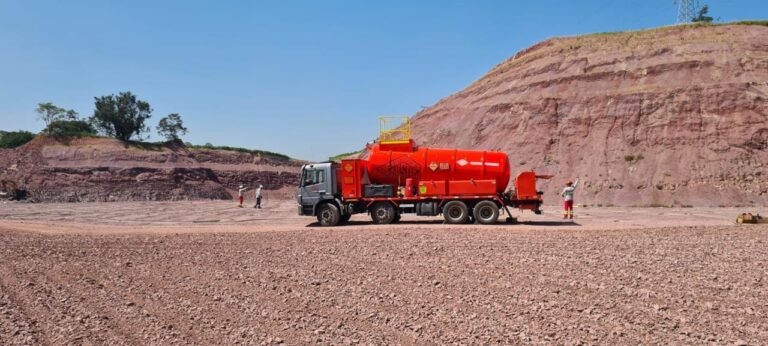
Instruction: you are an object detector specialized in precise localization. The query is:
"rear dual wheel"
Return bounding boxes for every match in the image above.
[371,202,397,224]
[443,200,499,225]
[473,200,500,225]
[443,200,469,224]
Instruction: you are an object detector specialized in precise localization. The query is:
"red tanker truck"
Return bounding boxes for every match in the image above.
[298,117,551,226]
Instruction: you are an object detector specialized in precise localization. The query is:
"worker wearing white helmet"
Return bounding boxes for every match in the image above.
[237,184,247,208]
[253,184,263,209]
[561,178,580,220]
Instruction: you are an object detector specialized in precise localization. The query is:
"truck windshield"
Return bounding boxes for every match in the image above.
[302,169,325,186]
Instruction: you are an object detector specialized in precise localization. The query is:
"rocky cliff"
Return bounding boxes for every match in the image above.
[410,23,768,207]
[0,137,302,202]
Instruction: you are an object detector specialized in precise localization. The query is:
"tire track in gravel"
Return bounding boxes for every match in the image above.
[0,269,44,346]
[39,261,195,345]
[1,235,139,345]
[66,235,241,344]
[36,268,140,345]
[0,261,132,345]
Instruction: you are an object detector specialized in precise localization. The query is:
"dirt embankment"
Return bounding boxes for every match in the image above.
[410,23,768,207]
[0,136,303,202]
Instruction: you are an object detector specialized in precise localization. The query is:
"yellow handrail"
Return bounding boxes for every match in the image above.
[379,116,411,144]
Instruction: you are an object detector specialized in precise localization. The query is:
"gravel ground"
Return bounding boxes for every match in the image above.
[1,201,767,345]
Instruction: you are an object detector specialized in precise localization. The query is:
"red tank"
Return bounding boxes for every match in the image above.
[360,140,511,194]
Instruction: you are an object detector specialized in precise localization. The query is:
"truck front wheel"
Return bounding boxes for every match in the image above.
[473,200,500,225]
[317,203,341,226]
[370,202,396,224]
[443,200,469,224]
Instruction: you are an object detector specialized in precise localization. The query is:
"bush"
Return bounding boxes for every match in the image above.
[623,154,644,163]
[0,131,36,148]
[733,20,768,27]
[45,120,97,138]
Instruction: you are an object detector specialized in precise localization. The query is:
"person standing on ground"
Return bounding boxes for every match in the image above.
[561,178,580,220]
[253,184,263,209]
[237,184,247,208]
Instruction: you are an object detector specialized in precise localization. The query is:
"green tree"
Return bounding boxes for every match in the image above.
[90,92,152,141]
[692,4,714,23]
[156,113,188,141]
[36,102,78,133]
[0,131,36,148]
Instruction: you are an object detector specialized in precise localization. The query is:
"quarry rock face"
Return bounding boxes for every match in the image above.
[0,137,302,202]
[410,24,768,206]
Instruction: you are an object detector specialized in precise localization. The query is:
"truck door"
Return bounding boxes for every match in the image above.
[299,167,327,214]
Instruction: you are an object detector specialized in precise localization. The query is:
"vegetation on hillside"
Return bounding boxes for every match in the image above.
[186,142,292,160]
[3,96,291,159]
[692,5,715,23]
[35,103,79,133]
[0,131,36,148]
[588,20,768,38]
[73,138,294,160]
[732,20,768,26]
[45,120,98,138]
[329,150,363,162]
[156,113,188,141]
[91,92,154,141]
[36,93,188,143]
[36,102,98,138]
[491,20,768,77]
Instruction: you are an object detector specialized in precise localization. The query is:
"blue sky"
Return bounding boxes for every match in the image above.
[0,0,765,160]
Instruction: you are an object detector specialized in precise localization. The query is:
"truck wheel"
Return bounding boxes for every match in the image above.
[473,200,499,225]
[339,213,352,224]
[317,203,341,226]
[370,202,396,224]
[443,200,469,224]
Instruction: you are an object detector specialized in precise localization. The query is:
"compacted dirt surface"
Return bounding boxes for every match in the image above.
[1,200,767,345]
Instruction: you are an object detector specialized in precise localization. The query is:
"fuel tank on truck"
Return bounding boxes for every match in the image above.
[360,139,511,194]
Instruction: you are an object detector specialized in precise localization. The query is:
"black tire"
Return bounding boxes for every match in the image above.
[443,200,469,224]
[370,202,396,224]
[473,200,500,225]
[316,203,341,226]
[339,213,352,224]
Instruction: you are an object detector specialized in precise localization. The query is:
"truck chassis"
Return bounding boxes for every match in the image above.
[298,162,546,227]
